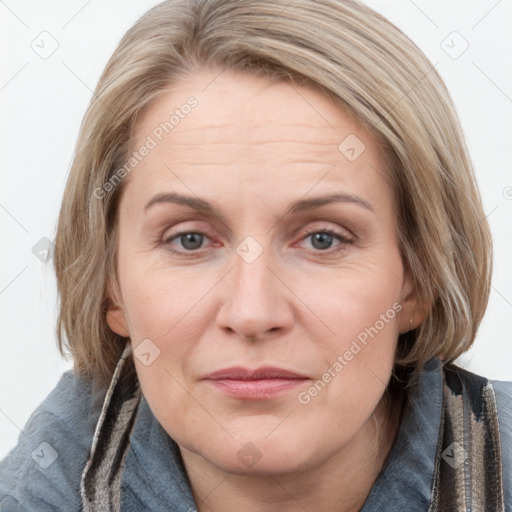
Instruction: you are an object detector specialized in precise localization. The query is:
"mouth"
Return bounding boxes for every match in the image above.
[203,366,310,400]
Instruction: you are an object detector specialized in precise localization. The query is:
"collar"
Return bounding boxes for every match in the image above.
[360,357,443,510]
[120,395,197,511]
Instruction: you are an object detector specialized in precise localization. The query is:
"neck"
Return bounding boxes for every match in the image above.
[180,393,402,512]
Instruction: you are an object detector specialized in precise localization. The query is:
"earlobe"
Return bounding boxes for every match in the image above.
[105,281,130,337]
[399,272,428,334]
[106,305,130,337]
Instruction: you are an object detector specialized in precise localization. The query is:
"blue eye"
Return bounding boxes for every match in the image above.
[164,232,207,252]
[301,229,352,252]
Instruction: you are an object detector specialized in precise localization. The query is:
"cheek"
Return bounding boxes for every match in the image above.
[303,256,403,346]
[297,282,401,437]
[122,269,203,433]
[118,250,204,337]
[306,254,404,396]
[122,280,205,379]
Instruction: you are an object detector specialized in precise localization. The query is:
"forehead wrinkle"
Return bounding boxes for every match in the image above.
[135,125,346,148]
[133,97,353,144]
[151,140,342,148]
[140,144,347,169]
[138,123,349,150]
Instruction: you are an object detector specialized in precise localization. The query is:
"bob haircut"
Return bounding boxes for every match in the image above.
[54,0,492,389]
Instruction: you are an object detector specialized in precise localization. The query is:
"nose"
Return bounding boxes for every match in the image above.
[215,242,295,342]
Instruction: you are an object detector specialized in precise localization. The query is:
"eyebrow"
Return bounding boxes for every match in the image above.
[144,191,374,219]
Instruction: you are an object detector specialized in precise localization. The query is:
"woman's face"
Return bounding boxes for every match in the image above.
[107,69,420,476]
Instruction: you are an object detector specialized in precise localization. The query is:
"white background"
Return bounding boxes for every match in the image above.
[1,0,511,459]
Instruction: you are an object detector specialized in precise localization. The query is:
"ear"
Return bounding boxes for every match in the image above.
[105,280,130,337]
[398,268,428,335]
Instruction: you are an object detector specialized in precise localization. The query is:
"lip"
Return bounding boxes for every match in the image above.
[204,366,310,400]
[204,366,308,380]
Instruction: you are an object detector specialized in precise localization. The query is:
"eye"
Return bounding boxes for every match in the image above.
[299,228,353,252]
[163,231,209,253]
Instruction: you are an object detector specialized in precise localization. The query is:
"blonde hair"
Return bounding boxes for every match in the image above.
[54,0,492,388]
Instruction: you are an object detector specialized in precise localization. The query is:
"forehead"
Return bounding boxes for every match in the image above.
[123,69,391,210]
[132,69,376,152]
[143,71,338,118]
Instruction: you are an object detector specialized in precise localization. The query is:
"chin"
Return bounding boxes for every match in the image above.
[193,433,321,476]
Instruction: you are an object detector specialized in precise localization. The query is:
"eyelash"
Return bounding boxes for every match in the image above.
[161,227,353,255]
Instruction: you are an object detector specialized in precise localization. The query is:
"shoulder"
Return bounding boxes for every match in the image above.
[490,377,512,408]
[491,377,512,416]
[0,370,105,511]
[443,364,512,500]
[489,378,512,503]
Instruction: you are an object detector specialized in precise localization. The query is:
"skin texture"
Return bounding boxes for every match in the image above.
[107,68,425,512]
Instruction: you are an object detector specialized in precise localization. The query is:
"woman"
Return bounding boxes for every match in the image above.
[1,0,510,510]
